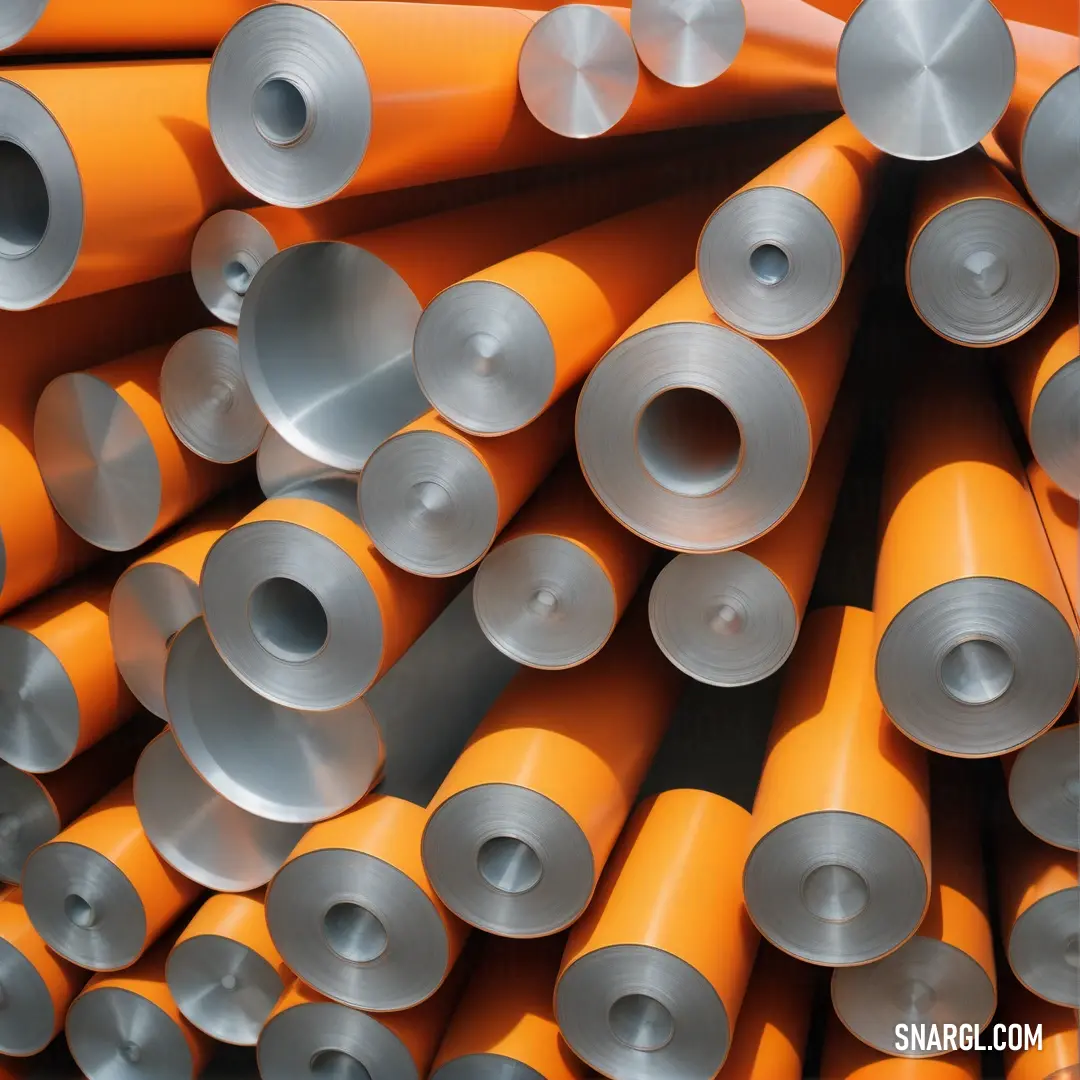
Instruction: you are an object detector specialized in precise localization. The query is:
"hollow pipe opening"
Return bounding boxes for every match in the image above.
[477,835,543,895]
[608,993,676,1052]
[0,140,49,258]
[64,893,98,930]
[248,576,329,663]
[801,863,869,923]
[253,77,312,147]
[322,902,388,964]
[749,242,789,286]
[309,1049,372,1080]
[939,637,1014,706]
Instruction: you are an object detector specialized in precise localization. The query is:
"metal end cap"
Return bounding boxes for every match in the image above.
[631,0,746,87]
[208,4,371,207]
[518,5,640,139]
[413,281,556,437]
[239,241,427,472]
[836,0,1016,160]
[1009,725,1080,851]
[1031,357,1080,498]
[0,2,45,50]
[0,933,60,1054]
[0,765,58,884]
[423,782,595,937]
[556,944,730,1079]
[190,209,278,326]
[1022,68,1080,235]
[576,322,810,552]
[876,578,1078,757]
[1009,886,1080,1007]
[743,810,928,966]
[165,616,381,823]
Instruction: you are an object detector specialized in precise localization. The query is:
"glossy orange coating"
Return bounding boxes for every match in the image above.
[3,575,138,768]
[0,886,87,1054]
[1027,462,1078,616]
[980,133,1022,186]
[748,607,931,931]
[431,936,587,1078]
[559,789,759,1062]
[1002,977,1079,1080]
[1,60,244,307]
[803,0,1075,36]
[427,605,681,923]
[822,1017,982,1079]
[42,778,203,967]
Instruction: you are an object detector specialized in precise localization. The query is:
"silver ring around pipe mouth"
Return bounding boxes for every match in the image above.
[256,425,360,503]
[258,997,417,1080]
[875,578,1078,757]
[1009,725,1080,851]
[110,561,201,721]
[1009,886,1080,1007]
[908,197,1058,346]
[743,810,928,966]
[473,534,617,668]
[0,1,46,50]
[0,765,58,883]
[698,187,844,338]
[34,371,163,551]
[556,944,730,1079]
[166,934,286,1046]
[1031,357,1080,498]
[67,985,195,1080]
[1022,67,1080,236]
[266,847,450,1012]
[134,730,307,893]
[0,79,83,310]
[208,4,372,207]
[0,624,80,773]
[432,1058,546,1080]
[836,0,1016,160]
[22,840,146,970]
[413,281,556,436]
[832,936,997,1056]
[359,431,500,577]
[165,617,381,824]
[422,783,594,937]
[191,209,278,325]
[239,241,428,472]
[0,931,61,1054]
[630,0,746,87]
[161,328,265,464]
[649,550,798,686]
[518,5,640,139]
[576,321,810,552]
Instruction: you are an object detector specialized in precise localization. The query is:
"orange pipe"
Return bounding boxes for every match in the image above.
[0,60,244,308]
[1027,462,1078,616]
[1002,977,1079,1080]
[430,936,588,1079]
[980,132,1023,186]
[822,1018,982,1079]
[800,0,1076,36]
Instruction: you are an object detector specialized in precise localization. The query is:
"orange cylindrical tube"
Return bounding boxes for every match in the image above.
[745,606,931,967]
[822,1018,983,1079]
[801,0,1075,35]
[430,936,587,1079]
[1002,977,1079,1080]
[1027,462,1078,617]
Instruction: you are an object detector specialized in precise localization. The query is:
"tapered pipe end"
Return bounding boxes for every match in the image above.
[1031,357,1080,498]
[1023,69,1080,236]
[631,0,746,87]
[0,765,58,884]
[1009,886,1080,1007]
[190,210,278,325]
[1009,726,1080,851]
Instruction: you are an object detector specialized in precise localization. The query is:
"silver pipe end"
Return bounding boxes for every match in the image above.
[165,617,381,824]
[1009,886,1080,1007]
[166,934,286,1047]
[630,0,746,87]
[22,840,147,970]
[161,328,266,464]
[649,551,798,686]
[0,917,62,1054]
[0,78,82,310]
[1031,356,1080,498]
[518,5,640,138]
[239,241,428,472]
[432,1058,546,1080]
[473,534,617,668]
[67,983,195,1080]
[422,782,594,936]
[208,4,372,207]
[0,765,58,883]
[256,425,360,503]
[556,944,730,1078]
[876,579,1078,756]
[1022,68,1080,235]
[577,323,810,552]
[832,935,996,1056]
[1009,725,1080,851]
[0,2,45,50]
[0,624,80,773]
[190,209,278,325]
[743,810,928,966]
[359,430,500,577]
[836,0,1016,160]
[699,187,844,338]
[413,281,555,437]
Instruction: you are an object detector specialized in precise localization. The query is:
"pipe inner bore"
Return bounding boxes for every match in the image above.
[637,387,741,497]
[223,257,255,296]
[220,974,238,991]
[253,77,311,147]
[608,993,676,1052]
[119,1041,142,1065]
[248,576,329,663]
[801,863,869,923]
[309,1050,372,1080]
[477,836,543,895]
[939,638,1014,706]
[958,248,1008,298]
[0,140,49,258]
[64,893,98,929]
[322,902,388,964]
[526,588,559,617]
[749,243,790,286]
[709,599,746,635]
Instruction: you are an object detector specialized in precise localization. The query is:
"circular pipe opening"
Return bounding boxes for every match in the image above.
[322,902,388,964]
[749,243,790,286]
[958,248,1008,298]
[477,836,543,895]
[526,587,559,617]
[64,893,97,929]
[223,257,255,296]
[939,638,1014,706]
[309,1050,372,1080]
[253,77,311,147]
[248,577,328,663]
[608,993,675,1052]
[637,387,741,497]
[0,140,49,258]
[220,973,238,991]
[801,863,869,923]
